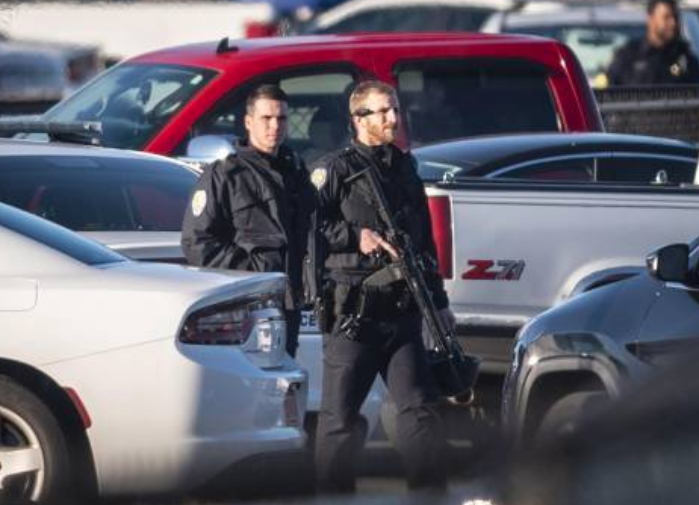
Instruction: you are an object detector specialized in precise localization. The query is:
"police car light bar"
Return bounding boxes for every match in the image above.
[0,118,102,146]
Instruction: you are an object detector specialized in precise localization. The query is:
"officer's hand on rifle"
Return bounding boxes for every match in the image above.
[360,228,398,259]
[438,307,457,333]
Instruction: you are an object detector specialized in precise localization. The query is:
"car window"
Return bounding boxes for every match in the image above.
[493,157,595,181]
[395,59,560,146]
[505,25,645,81]
[596,156,697,184]
[43,63,216,150]
[0,201,124,266]
[0,155,196,232]
[178,68,359,164]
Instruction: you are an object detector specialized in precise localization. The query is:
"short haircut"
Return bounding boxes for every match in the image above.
[246,84,288,115]
[349,80,397,116]
[647,0,678,16]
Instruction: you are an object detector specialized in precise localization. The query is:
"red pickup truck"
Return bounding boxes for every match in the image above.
[43,32,602,163]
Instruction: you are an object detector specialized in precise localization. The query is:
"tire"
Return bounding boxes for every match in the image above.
[536,391,608,443]
[0,377,72,504]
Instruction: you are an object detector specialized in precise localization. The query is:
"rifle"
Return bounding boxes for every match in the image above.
[346,155,481,399]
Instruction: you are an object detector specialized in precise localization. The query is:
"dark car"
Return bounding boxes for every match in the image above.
[0,39,103,115]
[0,139,197,261]
[414,132,699,186]
[501,346,699,505]
[502,232,699,445]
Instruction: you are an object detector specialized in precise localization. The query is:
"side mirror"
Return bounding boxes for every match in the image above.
[646,243,690,282]
[177,135,236,170]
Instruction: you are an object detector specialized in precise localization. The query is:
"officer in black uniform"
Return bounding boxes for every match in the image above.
[607,0,699,86]
[310,80,455,493]
[181,84,312,357]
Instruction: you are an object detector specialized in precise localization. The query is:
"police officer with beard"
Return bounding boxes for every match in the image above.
[310,81,455,493]
[608,0,699,86]
[181,84,312,357]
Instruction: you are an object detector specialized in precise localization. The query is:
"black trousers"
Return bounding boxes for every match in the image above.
[286,309,301,358]
[315,312,447,493]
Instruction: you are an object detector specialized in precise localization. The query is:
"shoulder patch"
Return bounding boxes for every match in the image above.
[311,167,328,190]
[191,190,207,217]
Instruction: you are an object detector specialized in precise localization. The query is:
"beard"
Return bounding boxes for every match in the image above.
[366,121,397,145]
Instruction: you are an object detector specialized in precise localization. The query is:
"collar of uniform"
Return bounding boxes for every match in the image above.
[353,141,397,167]
[641,36,687,55]
[235,138,295,169]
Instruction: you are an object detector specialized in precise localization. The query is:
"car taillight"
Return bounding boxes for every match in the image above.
[180,293,284,347]
[427,195,453,279]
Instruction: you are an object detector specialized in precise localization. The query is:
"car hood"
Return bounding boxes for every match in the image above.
[520,272,660,350]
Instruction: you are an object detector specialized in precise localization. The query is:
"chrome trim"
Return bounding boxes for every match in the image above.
[488,152,696,179]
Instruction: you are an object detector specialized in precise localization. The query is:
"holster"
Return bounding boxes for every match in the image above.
[315,280,337,333]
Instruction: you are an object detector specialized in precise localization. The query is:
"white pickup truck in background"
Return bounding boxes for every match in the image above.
[426,180,699,376]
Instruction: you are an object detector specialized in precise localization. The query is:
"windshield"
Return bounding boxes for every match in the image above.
[0,201,125,266]
[505,25,645,81]
[43,63,217,150]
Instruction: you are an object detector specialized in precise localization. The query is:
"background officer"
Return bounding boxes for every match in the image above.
[181,84,312,357]
[607,0,699,85]
[310,80,456,493]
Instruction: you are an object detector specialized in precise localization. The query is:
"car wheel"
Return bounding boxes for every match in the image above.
[0,377,72,504]
[536,391,608,443]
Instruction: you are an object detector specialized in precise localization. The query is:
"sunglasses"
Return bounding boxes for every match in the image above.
[352,106,400,118]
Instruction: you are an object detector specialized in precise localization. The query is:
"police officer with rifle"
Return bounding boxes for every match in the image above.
[309,80,479,494]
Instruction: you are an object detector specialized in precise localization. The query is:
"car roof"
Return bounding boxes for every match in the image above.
[0,138,194,167]
[131,32,555,71]
[414,133,698,174]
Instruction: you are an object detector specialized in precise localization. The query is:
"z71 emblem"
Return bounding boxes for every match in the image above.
[462,260,525,281]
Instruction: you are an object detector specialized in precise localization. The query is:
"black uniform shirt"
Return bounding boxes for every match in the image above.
[181,139,313,309]
[608,36,699,86]
[311,142,449,310]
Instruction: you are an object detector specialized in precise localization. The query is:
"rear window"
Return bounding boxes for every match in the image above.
[0,155,197,232]
[0,201,124,266]
[395,59,560,146]
[42,63,216,150]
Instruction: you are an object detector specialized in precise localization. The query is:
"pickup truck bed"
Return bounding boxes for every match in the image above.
[426,180,699,374]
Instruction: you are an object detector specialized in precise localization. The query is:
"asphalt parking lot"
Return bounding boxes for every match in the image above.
[103,443,498,505]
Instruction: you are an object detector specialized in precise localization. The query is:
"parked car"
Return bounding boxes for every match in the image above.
[405,133,699,440]
[414,132,699,184]
[481,2,699,87]
[37,32,602,164]
[294,0,512,35]
[0,38,102,115]
[240,0,349,37]
[501,346,699,505]
[0,138,384,445]
[0,200,307,503]
[502,233,699,445]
